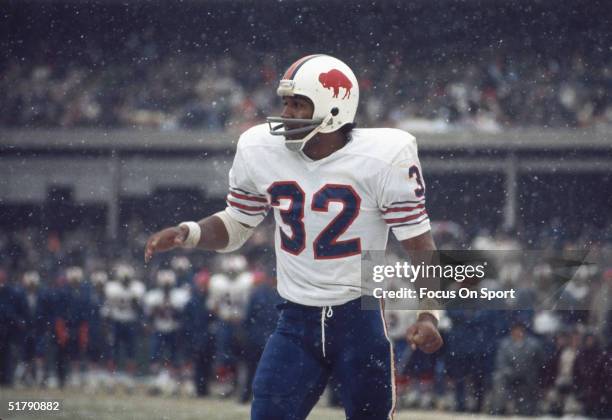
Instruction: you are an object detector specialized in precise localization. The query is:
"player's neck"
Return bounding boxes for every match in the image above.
[302,132,348,161]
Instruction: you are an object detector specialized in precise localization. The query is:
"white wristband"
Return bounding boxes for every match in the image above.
[178,221,201,248]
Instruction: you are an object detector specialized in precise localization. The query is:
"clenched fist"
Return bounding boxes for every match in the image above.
[406,314,443,354]
[144,225,189,263]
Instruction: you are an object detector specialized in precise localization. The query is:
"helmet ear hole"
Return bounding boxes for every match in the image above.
[331,107,339,116]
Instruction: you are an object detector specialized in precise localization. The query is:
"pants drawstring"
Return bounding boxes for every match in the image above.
[320,306,334,358]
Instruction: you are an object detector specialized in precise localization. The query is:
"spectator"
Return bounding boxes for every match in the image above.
[590,268,612,348]
[446,308,508,413]
[17,271,49,387]
[170,256,193,287]
[240,271,280,403]
[86,270,112,390]
[144,270,190,375]
[573,332,606,417]
[600,341,612,418]
[491,321,544,416]
[0,269,26,386]
[55,267,92,388]
[547,329,582,416]
[207,255,254,396]
[103,263,145,386]
[183,270,215,397]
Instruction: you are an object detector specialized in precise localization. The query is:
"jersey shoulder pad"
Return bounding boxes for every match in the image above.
[236,272,254,288]
[350,128,417,164]
[144,289,163,308]
[237,123,282,150]
[130,281,146,298]
[171,288,191,308]
[209,274,230,290]
[104,281,121,299]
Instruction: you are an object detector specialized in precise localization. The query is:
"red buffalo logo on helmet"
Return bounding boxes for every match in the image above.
[318,69,353,99]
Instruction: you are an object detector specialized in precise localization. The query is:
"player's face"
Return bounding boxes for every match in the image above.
[281,96,314,140]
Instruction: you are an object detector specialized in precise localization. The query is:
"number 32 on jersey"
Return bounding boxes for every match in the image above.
[268,182,361,260]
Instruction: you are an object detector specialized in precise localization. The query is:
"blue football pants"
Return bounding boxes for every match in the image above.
[251,297,394,420]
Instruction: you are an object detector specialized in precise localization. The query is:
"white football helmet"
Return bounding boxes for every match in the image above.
[22,271,40,287]
[114,263,135,282]
[219,254,248,274]
[91,270,108,286]
[170,256,191,272]
[156,270,177,288]
[267,54,359,152]
[66,266,84,284]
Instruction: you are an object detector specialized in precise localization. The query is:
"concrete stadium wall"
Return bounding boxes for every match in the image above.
[1,128,610,237]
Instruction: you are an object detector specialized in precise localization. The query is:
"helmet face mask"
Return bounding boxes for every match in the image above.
[266,55,359,152]
[267,117,324,137]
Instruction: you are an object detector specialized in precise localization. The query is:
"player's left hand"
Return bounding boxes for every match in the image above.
[406,315,443,354]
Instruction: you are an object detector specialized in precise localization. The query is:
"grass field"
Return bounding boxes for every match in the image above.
[0,388,539,420]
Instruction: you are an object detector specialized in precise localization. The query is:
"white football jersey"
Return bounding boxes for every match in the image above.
[207,272,254,321]
[225,124,430,306]
[144,287,191,333]
[103,280,146,322]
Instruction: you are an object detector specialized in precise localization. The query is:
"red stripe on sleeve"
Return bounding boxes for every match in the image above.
[382,203,425,214]
[229,191,268,203]
[227,200,268,212]
[384,210,428,224]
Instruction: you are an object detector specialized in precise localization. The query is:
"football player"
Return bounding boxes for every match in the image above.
[207,255,254,396]
[145,54,443,419]
[104,263,145,388]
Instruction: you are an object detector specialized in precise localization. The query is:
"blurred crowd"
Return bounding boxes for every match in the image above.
[1,224,611,417]
[2,51,610,133]
[2,0,611,133]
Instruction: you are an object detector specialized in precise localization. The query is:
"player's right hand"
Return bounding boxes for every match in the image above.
[144,225,188,263]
